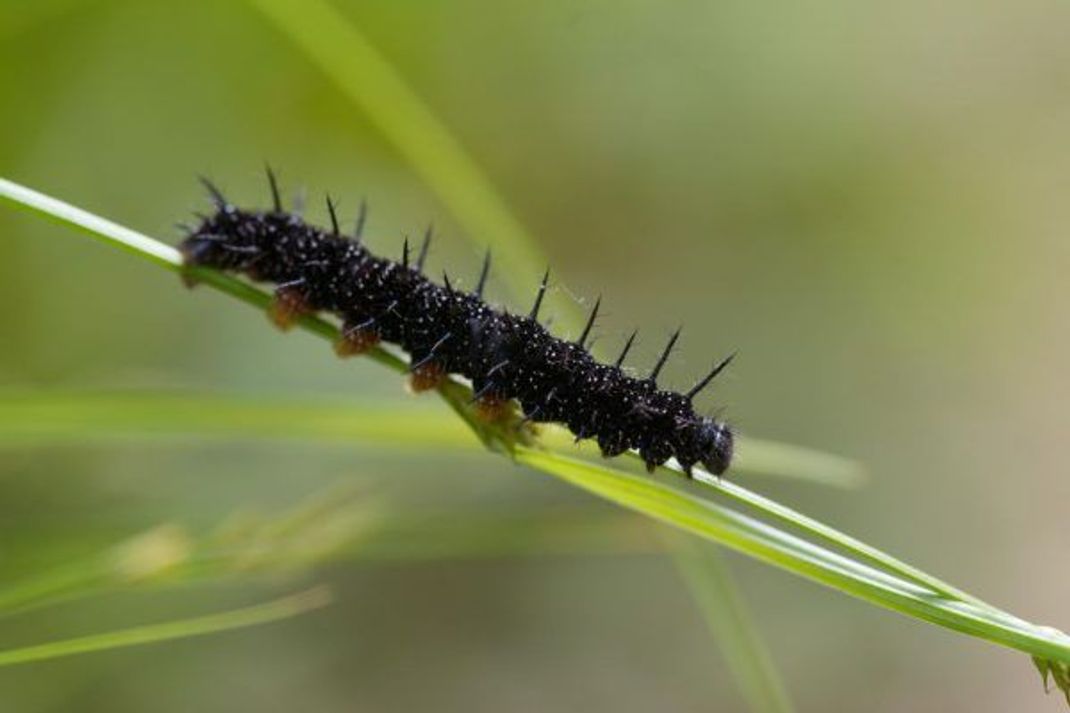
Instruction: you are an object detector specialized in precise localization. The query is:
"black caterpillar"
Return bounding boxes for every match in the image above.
[180,171,735,475]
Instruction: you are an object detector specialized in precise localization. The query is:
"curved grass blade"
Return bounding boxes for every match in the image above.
[7,178,1064,701]
[0,389,857,483]
[0,587,331,667]
[0,491,370,617]
[514,447,1070,666]
[0,504,660,617]
[539,422,864,488]
[0,179,856,482]
[667,457,989,608]
[734,436,865,489]
[207,13,815,702]
[0,390,478,451]
[242,0,578,327]
[216,12,804,701]
[0,177,505,450]
[670,533,794,713]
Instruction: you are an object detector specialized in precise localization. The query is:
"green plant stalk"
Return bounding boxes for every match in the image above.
[196,4,795,699]
[670,533,794,713]
[0,587,331,667]
[2,178,1065,678]
[0,506,660,617]
[0,178,503,450]
[0,558,113,617]
[243,0,577,328]
[669,458,991,609]
[0,390,478,451]
[517,448,1069,664]
[0,179,851,481]
[0,178,816,709]
[0,389,860,483]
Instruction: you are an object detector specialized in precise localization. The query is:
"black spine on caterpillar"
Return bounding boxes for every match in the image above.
[180,172,735,476]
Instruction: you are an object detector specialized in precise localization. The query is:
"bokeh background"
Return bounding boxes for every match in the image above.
[2,0,1069,710]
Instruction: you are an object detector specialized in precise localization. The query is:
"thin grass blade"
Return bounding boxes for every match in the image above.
[0,389,860,484]
[0,588,331,667]
[670,533,794,713]
[516,447,1070,666]
[242,0,576,326]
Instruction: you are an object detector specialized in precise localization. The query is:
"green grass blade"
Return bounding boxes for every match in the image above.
[205,10,835,699]
[7,178,1064,700]
[538,422,864,486]
[0,497,656,617]
[0,177,182,269]
[0,390,478,451]
[220,9,811,702]
[0,389,858,483]
[0,178,406,371]
[243,0,575,326]
[0,558,113,618]
[734,436,865,489]
[0,177,506,449]
[515,447,1070,665]
[1034,656,1070,705]
[0,587,331,667]
[659,456,988,608]
[0,178,858,482]
[670,534,794,713]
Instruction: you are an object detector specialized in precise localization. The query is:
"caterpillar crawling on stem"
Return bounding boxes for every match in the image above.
[180,170,735,476]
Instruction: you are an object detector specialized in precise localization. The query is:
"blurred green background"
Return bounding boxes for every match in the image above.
[1,0,1068,710]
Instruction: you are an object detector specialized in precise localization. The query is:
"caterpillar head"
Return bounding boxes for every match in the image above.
[697,419,734,476]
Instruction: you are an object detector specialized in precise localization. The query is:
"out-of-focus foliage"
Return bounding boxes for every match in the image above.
[1,0,1068,710]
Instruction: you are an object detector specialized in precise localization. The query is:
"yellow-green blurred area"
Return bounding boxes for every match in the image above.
[1,0,1068,710]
